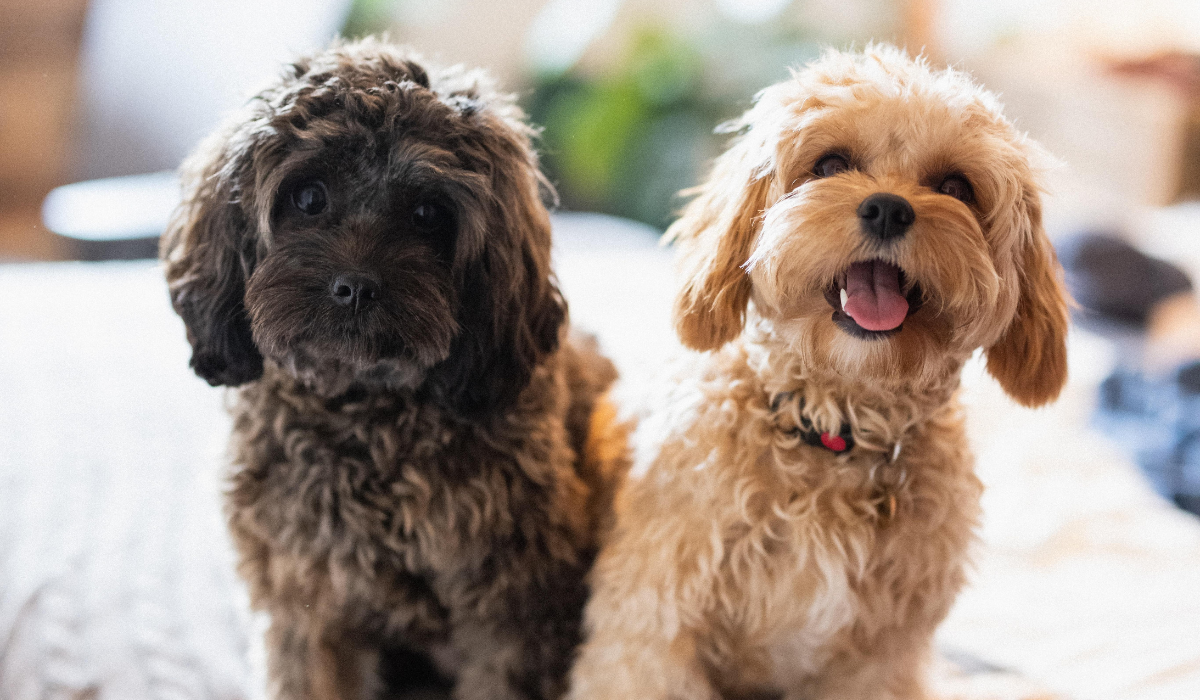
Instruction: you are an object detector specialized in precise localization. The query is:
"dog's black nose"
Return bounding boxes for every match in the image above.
[857,193,915,241]
[330,273,380,311]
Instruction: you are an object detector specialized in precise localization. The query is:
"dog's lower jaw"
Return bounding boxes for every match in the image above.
[274,348,428,398]
[750,310,968,406]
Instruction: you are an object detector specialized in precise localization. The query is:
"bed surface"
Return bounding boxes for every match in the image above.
[2,213,1198,700]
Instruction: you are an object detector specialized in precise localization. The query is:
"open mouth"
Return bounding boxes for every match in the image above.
[823,260,924,340]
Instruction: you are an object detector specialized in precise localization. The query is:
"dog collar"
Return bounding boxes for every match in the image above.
[769,391,855,453]
[770,390,907,525]
[770,390,908,525]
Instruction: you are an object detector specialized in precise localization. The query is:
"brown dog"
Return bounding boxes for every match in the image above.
[569,46,1068,700]
[161,38,625,700]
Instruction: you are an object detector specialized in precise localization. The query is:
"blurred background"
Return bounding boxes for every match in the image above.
[5,4,1200,698]
[5,0,1200,257]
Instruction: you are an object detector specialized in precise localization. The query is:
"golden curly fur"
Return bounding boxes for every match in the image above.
[160,38,626,700]
[568,46,1069,700]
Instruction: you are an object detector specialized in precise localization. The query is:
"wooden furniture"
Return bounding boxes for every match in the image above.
[0,0,88,260]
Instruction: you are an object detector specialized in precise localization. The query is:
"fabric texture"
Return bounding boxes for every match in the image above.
[1,214,1198,700]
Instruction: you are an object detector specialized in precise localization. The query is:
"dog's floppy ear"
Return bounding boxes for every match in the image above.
[427,107,567,413]
[985,189,1069,407]
[669,133,773,351]
[161,129,264,387]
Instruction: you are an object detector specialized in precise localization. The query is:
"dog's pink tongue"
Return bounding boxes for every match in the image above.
[842,261,909,331]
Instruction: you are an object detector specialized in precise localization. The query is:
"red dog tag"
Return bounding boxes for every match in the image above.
[820,432,848,452]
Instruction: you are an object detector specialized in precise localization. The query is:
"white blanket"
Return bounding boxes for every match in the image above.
[1,213,1197,700]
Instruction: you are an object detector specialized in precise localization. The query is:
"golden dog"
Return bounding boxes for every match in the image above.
[569,46,1068,700]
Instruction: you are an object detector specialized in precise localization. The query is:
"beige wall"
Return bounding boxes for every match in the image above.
[388,0,905,88]
[388,0,546,86]
[932,0,1200,231]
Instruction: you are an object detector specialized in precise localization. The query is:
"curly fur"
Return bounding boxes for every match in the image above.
[160,38,626,700]
[570,46,1069,700]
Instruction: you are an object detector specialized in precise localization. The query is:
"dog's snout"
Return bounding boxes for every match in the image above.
[857,193,914,241]
[330,273,380,312]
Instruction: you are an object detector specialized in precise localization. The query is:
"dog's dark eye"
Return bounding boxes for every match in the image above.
[813,154,851,178]
[938,174,974,203]
[411,201,448,231]
[291,180,328,216]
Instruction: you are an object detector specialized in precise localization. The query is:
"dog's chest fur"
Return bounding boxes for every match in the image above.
[224,355,596,646]
[739,437,966,693]
[634,340,981,695]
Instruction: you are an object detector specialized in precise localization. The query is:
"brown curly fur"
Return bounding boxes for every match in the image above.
[160,38,626,700]
[569,46,1069,700]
